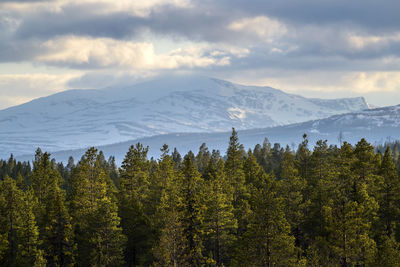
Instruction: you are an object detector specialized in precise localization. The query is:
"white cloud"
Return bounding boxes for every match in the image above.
[1,0,191,18]
[37,36,231,69]
[344,72,400,93]
[348,32,400,50]
[234,70,400,94]
[0,73,79,109]
[228,16,286,42]
[219,69,400,106]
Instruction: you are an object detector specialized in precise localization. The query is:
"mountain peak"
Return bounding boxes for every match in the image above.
[0,75,370,158]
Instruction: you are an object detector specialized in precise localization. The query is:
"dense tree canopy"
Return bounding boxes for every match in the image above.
[1,130,400,266]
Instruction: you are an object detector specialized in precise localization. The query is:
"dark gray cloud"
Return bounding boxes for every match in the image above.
[14,2,238,43]
[1,0,400,72]
[221,0,400,32]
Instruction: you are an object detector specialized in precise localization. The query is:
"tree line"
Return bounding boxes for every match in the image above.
[1,129,400,266]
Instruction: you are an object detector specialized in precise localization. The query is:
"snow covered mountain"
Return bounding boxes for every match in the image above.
[37,104,400,164]
[0,75,369,158]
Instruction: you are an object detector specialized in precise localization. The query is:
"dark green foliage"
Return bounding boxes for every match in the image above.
[1,135,400,266]
[118,143,153,266]
[69,147,126,266]
[0,176,45,266]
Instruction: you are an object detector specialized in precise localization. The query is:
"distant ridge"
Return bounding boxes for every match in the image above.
[16,104,400,164]
[0,74,369,158]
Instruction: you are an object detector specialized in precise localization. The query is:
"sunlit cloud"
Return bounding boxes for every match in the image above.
[228,16,286,42]
[1,0,400,108]
[37,36,231,69]
[0,73,80,109]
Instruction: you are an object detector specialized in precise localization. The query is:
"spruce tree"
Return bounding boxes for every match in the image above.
[70,147,126,266]
[375,235,400,267]
[278,145,307,248]
[195,143,211,175]
[180,152,205,266]
[153,168,187,266]
[203,159,237,266]
[234,170,298,266]
[323,142,378,266]
[376,147,400,238]
[225,128,246,204]
[225,129,250,239]
[31,150,75,266]
[0,176,45,266]
[118,143,153,266]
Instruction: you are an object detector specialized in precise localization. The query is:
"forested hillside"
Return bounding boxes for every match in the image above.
[1,129,400,266]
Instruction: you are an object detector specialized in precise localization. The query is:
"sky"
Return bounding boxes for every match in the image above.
[1,0,400,109]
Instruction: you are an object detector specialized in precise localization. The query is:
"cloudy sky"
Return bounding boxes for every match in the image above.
[1,0,400,109]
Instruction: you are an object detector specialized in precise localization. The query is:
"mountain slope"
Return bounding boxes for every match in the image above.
[0,75,369,158]
[25,104,400,164]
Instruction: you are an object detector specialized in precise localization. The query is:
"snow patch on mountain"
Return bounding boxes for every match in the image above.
[0,75,370,158]
[29,104,400,164]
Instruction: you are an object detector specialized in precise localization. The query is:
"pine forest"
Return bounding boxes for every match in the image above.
[1,129,400,267]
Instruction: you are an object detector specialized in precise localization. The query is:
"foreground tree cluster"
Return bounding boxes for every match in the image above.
[1,129,400,266]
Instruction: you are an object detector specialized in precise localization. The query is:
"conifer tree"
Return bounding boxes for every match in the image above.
[203,158,237,266]
[302,140,333,241]
[70,147,126,266]
[89,196,126,266]
[0,176,45,266]
[234,170,298,266]
[322,142,378,266]
[225,128,246,203]
[153,164,187,266]
[31,149,62,218]
[118,143,153,266]
[180,152,205,266]
[376,147,400,239]
[15,172,26,191]
[196,143,211,175]
[278,145,307,247]
[225,129,250,239]
[353,138,381,201]
[253,138,272,173]
[42,181,75,266]
[296,134,311,182]
[172,147,183,170]
[31,150,75,266]
[375,235,400,267]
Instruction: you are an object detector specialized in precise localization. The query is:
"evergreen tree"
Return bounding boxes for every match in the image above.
[296,134,311,183]
[234,171,298,266]
[89,196,126,266]
[376,147,400,239]
[153,166,187,266]
[0,176,45,266]
[375,235,400,267]
[302,140,333,242]
[203,159,237,266]
[172,148,183,170]
[278,145,307,248]
[225,128,246,203]
[322,142,378,266]
[42,181,75,266]
[118,143,153,266]
[196,143,211,175]
[253,138,272,173]
[225,129,249,239]
[353,138,381,201]
[31,150,75,266]
[70,147,126,266]
[180,152,206,266]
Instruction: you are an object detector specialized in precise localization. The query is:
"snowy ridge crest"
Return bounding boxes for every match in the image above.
[0,75,370,158]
